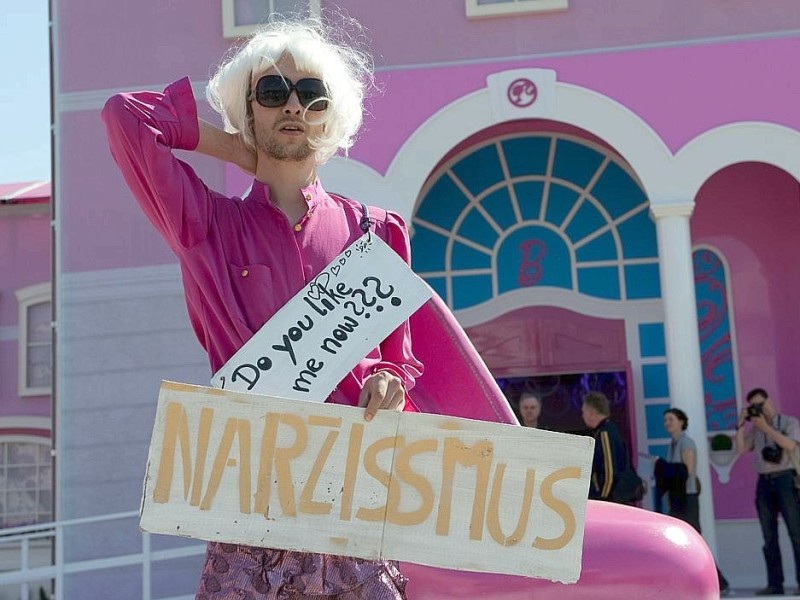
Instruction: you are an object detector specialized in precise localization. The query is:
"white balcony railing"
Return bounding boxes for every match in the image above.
[0,510,205,600]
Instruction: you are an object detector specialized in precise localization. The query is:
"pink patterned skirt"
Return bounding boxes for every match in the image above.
[196,542,408,599]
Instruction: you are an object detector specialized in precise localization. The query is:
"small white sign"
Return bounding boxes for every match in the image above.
[141,382,594,582]
[211,233,432,401]
[487,69,557,123]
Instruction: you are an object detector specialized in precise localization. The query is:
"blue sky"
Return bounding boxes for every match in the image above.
[0,1,51,185]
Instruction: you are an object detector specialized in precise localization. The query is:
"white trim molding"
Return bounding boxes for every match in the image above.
[60,264,183,304]
[222,0,321,39]
[466,0,568,19]
[14,283,52,397]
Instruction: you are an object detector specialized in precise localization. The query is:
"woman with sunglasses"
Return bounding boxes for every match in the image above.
[103,17,419,600]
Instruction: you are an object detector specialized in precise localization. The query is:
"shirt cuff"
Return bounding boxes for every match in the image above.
[163,77,200,151]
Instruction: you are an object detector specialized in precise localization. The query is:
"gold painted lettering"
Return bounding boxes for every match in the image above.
[153,402,194,504]
[254,412,280,516]
[190,407,214,506]
[533,466,580,550]
[272,413,308,517]
[199,417,252,512]
[339,423,364,521]
[355,436,399,522]
[437,437,493,540]
[486,463,535,546]
[387,438,438,526]
[299,428,339,515]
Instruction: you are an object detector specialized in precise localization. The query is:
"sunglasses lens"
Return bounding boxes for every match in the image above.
[255,76,291,107]
[296,79,328,111]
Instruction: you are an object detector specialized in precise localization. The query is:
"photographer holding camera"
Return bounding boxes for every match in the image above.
[735,388,800,596]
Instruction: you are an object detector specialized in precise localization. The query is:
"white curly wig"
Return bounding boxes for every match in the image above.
[206,17,374,165]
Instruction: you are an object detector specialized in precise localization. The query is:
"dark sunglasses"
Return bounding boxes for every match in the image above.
[249,75,329,111]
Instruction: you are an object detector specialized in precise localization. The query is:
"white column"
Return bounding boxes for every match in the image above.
[651,202,717,555]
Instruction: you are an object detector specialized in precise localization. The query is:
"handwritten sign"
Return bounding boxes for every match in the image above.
[140,382,594,582]
[211,233,432,401]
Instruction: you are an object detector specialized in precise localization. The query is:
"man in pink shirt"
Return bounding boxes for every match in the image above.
[103,17,422,600]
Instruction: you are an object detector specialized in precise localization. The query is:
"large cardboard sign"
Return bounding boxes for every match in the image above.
[140,382,594,583]
[211,234,432,401]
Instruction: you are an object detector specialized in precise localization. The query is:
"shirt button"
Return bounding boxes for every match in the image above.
[241,269,249,277]
[305,194,312,201]
[294,224,302,232]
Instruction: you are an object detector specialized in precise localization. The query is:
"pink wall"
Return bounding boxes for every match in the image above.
[340,0,800,68]
[0,213,50,318]
[59,0,800,95]
[350,37,800,174]
[57,0,231,93]
[0,211,52,419]
[693,162,800,518]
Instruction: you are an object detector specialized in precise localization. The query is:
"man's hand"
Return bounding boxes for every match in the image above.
[358,370,406,422]
[736,407,751,431]
[750,413,771,433]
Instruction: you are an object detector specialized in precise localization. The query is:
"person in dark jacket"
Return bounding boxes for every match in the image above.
[582,391,635,502]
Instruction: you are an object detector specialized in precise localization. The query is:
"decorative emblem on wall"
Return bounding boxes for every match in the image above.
[518,239,546,286]
[507,78,539,108]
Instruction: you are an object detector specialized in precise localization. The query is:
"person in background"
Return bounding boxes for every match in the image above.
[518,391,542,428]
[581,391,634,502]
[735,388,800,597]
[654,408,730,596]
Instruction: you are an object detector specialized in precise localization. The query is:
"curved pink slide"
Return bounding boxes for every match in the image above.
[403,500,719,599]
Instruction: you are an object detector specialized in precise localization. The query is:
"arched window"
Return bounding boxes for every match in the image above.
[412,133,658,309]
[15,282,52,396]
[693,246,739,431]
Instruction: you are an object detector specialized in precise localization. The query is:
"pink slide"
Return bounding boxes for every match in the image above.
[403,500,718,598]
[406,294,719,598]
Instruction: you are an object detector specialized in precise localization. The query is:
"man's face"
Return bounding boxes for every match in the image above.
[250,56,326,163]
[581,403,593,427]
[519,395,541,426]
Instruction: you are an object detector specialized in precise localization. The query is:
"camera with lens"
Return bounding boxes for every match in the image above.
[746,404,764,420]
[762,445,783,464]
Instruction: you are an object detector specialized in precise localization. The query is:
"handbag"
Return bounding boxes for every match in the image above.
[611,466,646,503]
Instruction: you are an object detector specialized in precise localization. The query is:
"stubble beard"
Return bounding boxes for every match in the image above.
[254,123,314,163]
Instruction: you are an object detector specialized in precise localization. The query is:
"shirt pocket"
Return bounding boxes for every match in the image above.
[227,262,276,331]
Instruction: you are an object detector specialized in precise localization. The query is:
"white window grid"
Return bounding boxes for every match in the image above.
[15,282,52,397]
[466,0,568,19]
[222,0,321,39]
[0,441,52,529]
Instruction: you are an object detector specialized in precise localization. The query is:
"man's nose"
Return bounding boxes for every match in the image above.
[283,90,303,113]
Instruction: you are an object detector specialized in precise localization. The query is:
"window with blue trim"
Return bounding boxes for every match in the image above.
[412,133,658,309]
[694,247,738,431]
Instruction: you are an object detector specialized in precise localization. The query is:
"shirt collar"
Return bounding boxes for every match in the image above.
[247,178,327,210]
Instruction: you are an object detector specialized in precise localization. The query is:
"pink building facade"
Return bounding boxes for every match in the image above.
[52,0,800,596]
[0,182,53,531]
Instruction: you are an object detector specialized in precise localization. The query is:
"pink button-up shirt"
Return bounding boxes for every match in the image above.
[102,77,423,407]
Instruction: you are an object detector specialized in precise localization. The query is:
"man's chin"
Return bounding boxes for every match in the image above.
[260,140,313,162]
